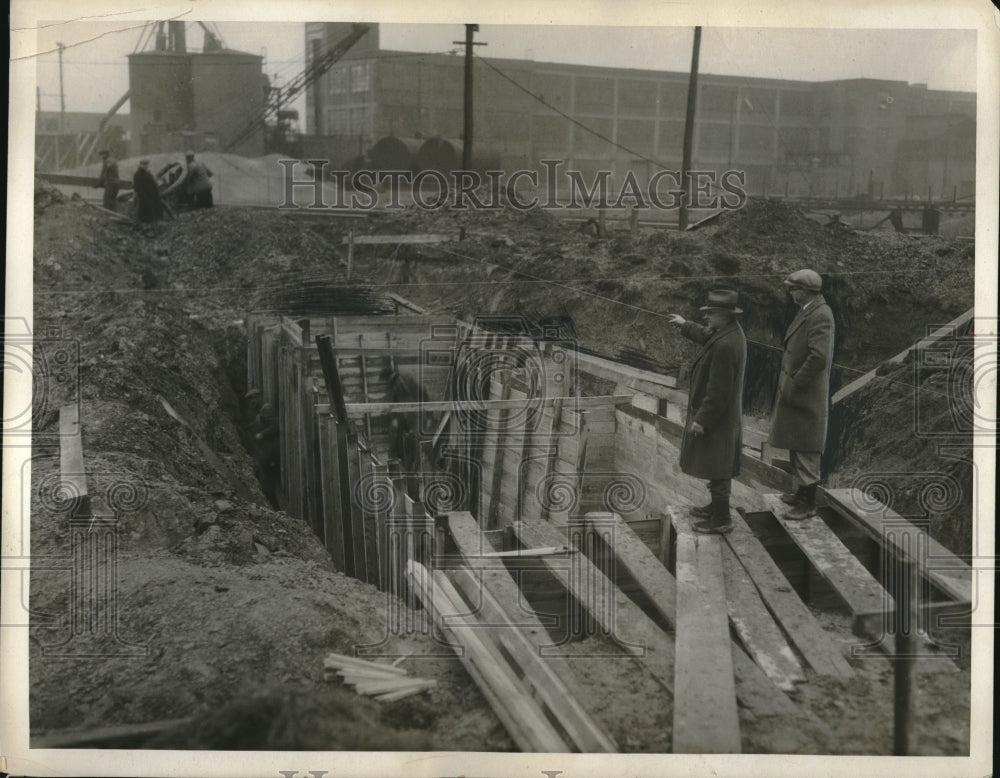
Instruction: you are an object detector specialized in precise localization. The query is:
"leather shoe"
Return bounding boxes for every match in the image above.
[689,502,713,518]
[693,518,733,534]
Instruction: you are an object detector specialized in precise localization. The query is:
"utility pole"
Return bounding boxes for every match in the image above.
[56,42,66,169]
[679,26,701,232]
[453,25,486,169]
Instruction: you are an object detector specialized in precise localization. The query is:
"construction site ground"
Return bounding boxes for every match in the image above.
[27,175,974,754]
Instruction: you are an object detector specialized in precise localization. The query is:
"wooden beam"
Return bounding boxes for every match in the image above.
[511,521,675,689]
[58,405,91,517]
[714,510,854,680]
[719,542,805,691]
[822,488,972,604]
[831,308,974,405]
[31,718,191,749]
[406,561,570,752]
[448,566,618,752]
[342,394,634,418]
[619,508,807,719]
[315,334,349,425]
[672,514,741,753]
[344,233,453,245]
[763,493,890,618]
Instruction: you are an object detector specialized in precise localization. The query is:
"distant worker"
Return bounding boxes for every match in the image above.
[667,289,747,534]
[768,269,835,520]
[132,159,164,224]
[183,150,214,208]
[95,149,120,211]
[381,366,426,495]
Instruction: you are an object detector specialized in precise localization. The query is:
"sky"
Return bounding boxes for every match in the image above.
[29,20,976,121]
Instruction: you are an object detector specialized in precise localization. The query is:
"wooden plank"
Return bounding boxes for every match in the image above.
[823,488,971,603]
[511,521,675,690]
[720,543,805,692]
[343,394,632,416]
[32,718,191,749]
[486,382,512,530]
[831,308,974,404]
[672,514,741,753]
[372,462,391,591]
[317,414,347,571]
[621,508,807,718]
[449,566,618,752]
[58,405,90,517]
[406,561,570,752]
[344,233,452,245]
[763,493,891,618]
[344,431,369,584]
[496,388,529,527]
[714,510,854,680]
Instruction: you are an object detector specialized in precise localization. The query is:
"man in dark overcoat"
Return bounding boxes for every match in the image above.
[132,159,164,223]
[768,269,835,519]
[667,289,747,534]
[95,149,120,211]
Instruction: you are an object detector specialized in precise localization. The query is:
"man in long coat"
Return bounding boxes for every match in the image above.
[95,150,120,211]
[769,269,835,519]
[132,159,164,223]
[668,289,747,534]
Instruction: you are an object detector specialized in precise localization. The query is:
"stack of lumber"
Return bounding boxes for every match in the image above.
[323,652,436,702]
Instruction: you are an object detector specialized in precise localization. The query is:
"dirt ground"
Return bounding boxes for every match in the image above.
[27,183,973,754]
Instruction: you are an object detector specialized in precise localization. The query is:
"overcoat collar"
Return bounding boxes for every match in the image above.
[692,320,741,368]
[784,295,827,342]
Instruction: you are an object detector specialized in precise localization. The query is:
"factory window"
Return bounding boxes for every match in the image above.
[700,85,738,117]
[617,119,655,153]
[617,80,658,115]
[741,125,774,154]
[328,109,349,134]
[657,120,684,156]
[533,114,568,149]
[351,63,371,93]
[349,106,370,133]
[742,88,776,117]
[659,82,687,115]
[329,68,348,95]
[780,126,810,156]
[574,76,614,114]
[875,127,889,154]
[781,90,812,117]
[575,117,613,153]
[698,123,733,155]
[534,72,571,107]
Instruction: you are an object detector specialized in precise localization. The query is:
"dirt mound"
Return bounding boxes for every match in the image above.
[29,198,504,749]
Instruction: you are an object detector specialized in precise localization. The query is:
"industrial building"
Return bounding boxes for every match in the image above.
[128,21,270,156]
[304,23,976,200]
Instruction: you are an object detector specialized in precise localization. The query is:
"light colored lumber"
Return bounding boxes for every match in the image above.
[713,511,855,680]
[481,545,574,558]
[341,394,632,416]
[448,565,618,752]
[672,514,742,754]
[720,542,805,691]
[375,685,434,702]
[595,509,804,718]
[763,493,890,618]
[511,521,671,683]
[406,561,570,752]
[324,653,408,675]
[823,488,971,604]
[344,233,452,245]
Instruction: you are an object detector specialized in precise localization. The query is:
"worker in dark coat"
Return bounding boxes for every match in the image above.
[768,269,835,519]
[668,289,747,534]
[95,150,120,211]
[132,159,164,223]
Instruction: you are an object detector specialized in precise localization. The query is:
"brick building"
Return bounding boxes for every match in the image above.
[304,23,975,200]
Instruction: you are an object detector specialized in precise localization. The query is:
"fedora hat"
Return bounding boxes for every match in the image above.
[699,288,743,313]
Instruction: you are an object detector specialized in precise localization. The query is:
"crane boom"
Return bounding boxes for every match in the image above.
[223,23,370,153]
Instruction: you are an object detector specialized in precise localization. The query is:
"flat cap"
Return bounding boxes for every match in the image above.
[784,269,823,292]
